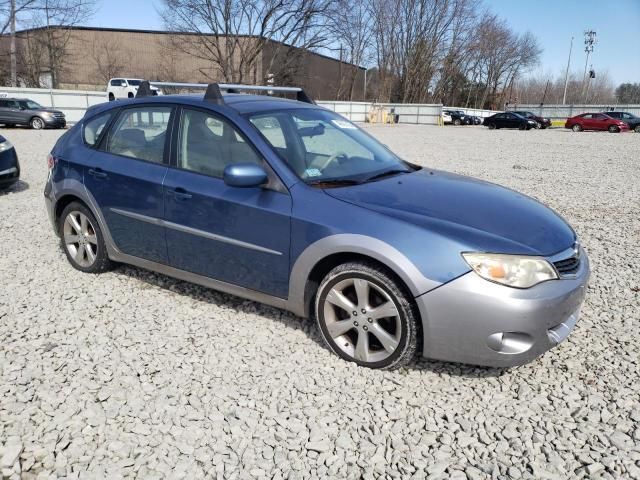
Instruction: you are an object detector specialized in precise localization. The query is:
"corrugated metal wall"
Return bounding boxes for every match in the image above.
[505,104,640,119]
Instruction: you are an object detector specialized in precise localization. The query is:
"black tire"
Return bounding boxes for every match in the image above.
[487,123,496,130]
[519,122,527,130]
[315,261,420,370]
[127,92,134,98]
[635,125,640,133]
[453,119,461,126]
[30,117,45,129]
[58,201,113,274]
[572,124,582,132]
[108,93,115,101]
[608,125,620,133]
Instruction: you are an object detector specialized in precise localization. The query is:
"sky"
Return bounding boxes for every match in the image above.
[88,0,640,85]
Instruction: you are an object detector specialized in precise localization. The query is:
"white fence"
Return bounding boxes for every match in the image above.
[505,104,640,120]
[0,86,107,122]
[318,101,442,125]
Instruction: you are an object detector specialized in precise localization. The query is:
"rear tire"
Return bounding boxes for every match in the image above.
[127,92,134,98]
[315,262,419,370]
[572,124,582,132]
[635,125,640,133]
[59,202,113,274]
[108,93,115,101]
[608,125,620,133]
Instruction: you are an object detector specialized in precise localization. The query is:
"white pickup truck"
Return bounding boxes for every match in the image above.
[107,78,162,100]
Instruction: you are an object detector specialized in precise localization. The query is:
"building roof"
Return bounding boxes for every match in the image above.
[14,25,366,70]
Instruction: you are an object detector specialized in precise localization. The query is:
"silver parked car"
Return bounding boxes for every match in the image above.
[0,98,66,129]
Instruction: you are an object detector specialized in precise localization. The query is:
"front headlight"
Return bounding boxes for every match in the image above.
[0,140,14,152]
[462,253,558,288]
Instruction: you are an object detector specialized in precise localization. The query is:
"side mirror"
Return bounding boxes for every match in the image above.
[223,163,268,188]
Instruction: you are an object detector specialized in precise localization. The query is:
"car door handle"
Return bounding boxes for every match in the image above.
[88,168,108,179]
[169,187,192,200]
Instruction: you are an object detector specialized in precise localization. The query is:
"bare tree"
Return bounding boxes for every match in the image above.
[89,32,125,84]
[160,0,335,84]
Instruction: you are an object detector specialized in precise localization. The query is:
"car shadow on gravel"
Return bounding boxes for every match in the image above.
[0,180,29,195]
[116,264,508,379]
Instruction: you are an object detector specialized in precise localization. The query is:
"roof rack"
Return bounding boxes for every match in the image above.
[135,81,315,105]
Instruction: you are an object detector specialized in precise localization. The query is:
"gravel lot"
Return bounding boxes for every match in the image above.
[1,125,639,480]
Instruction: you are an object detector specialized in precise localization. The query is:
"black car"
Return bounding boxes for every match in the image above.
[0,135,19,189]
[483,112,537,130]
[468,115,482,125]
[444,109,470,125]
[0,98,66,129]
[512,111,551,129]
[604,111,640,132]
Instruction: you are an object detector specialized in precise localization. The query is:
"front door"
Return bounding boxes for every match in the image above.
[164,107,291,298]
[84,104,174,263]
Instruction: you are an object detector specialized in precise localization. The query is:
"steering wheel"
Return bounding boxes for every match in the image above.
[311,151,348,172]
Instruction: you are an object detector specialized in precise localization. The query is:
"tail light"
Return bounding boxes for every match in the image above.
[47,154,56,170]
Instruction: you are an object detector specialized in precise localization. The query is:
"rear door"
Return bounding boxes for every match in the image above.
[592,114,609,130]
[85,104,174,263]
[163,106,292,297]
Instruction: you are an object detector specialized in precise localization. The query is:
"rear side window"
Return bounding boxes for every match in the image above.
[104,106,172,164]
[83,112,112,146]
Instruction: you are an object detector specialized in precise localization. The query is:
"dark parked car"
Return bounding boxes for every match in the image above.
[483,112,537,130]
[512,111,551,129]
[443,109,470,125]
[565,113,628,133]
[44,81,589,369]
[0,98,66,129]
[0,135,20,189]
[604,111,640,133]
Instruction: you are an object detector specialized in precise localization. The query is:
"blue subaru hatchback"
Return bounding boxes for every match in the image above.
[44,82,590,369]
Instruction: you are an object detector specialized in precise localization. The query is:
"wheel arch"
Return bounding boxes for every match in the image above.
[287,234,440,319]
[54,194,89,233]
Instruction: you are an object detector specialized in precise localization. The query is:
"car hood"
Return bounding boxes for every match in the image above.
[37,108,64,115]
[325,169,576,256]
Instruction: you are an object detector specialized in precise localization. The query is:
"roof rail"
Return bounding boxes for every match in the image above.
[135,81,314,104]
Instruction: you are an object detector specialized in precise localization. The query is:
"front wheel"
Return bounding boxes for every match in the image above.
[608,125,620,133]
[487,123,496,130]
[59,202,113,273]
[30,117,45,129]
[108,93,115,101]
[315,262,419,370]
[635,125,640,133]
[572,124,582,132]
[453,119,461,126]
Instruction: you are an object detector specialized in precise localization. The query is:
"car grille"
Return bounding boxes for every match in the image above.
[553,251,581,276]
[52,112,65,119]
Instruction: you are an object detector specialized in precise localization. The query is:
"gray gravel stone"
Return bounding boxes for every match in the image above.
[0,126,638,478]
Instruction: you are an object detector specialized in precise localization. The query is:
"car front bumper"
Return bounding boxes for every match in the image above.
[416,248,590,367]
[43,117,66,128]
[0,149,19,187]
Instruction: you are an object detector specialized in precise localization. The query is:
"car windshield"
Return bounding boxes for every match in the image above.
[127,80,141,86]
[21,100,42,109]
[248,108,415,185]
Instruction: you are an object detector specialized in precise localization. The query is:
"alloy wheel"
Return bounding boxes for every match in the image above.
[323,277,401,363]
[63,211,98,268]
[572,124,582,132]
[31,117,44,129]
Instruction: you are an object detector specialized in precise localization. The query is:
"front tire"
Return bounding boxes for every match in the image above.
[59,202,113,273]
[572,124,582,132]
[454,119,461,126]
[608,125,620,133]
[487,123,496,130]
[30,117,45,129]
[108,93,115,101]
[635,125,640,133]
[315,262,419,370]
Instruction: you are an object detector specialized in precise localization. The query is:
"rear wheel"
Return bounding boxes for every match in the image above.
[30,117,44,129]
[127,92,134,98]
[108,93,115,101]
[608,125,620,133]
[635,125,640,133]
[59,202,113,273]
[572,124,582,132]
[315,262,419,370]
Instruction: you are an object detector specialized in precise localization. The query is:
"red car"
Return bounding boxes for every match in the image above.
[565,113,629,133]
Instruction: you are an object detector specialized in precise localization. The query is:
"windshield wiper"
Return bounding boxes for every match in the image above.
[307,178,362,188]
[362,169,411,183]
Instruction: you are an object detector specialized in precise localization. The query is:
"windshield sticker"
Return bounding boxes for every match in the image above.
[305,168,322,177]
[331,119,357,129]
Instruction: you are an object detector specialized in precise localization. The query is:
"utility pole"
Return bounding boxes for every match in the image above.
[10,0,16,87]
[562,36,573,104]
[581,30,596,100]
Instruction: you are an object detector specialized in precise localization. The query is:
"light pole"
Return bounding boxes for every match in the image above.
[581,30,596,101]
[562,36,573,105]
